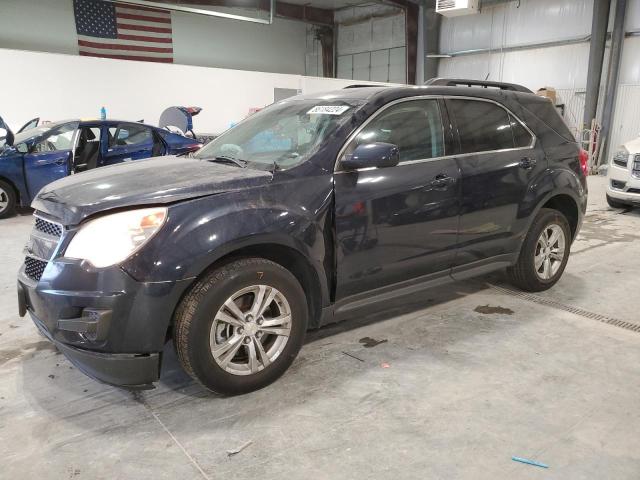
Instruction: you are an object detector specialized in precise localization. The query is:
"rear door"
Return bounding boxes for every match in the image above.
[445,98,542,270]
[334,97,460,300]
[23,122,77,199]
[102,123,155,166]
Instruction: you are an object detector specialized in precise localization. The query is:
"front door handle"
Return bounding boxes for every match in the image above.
[519,157,537,169]
[430,174,455,190]
[55,158,66,166]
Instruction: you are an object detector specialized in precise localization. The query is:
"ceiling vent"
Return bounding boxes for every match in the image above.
[436,0,479,17]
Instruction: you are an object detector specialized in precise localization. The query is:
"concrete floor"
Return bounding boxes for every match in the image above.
[1,175,639,479]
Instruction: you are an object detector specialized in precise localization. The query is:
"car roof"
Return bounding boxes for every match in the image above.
[296,84,544,108]
[78,119,157,128]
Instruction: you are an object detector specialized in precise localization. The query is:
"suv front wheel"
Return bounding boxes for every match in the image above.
[174,257,308,395]
[507,208,571,292]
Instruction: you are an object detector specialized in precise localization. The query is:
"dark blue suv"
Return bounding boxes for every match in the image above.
[17,79,588,394]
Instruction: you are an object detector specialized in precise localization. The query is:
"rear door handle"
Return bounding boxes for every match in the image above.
[430,174,455,190]
[519,157,537,169]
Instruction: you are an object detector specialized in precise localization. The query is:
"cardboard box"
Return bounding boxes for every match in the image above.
[536,87,557,105]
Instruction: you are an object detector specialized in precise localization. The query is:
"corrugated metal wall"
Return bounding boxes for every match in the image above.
[335,6,407,83]
[437,0,640,148]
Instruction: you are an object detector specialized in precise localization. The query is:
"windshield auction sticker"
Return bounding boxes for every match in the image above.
[307,105,350,115]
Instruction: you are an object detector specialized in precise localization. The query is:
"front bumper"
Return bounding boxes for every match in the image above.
[607,164,640,204]
[17,259,193,389]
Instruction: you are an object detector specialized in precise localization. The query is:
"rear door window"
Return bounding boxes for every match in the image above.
[447,99,519,154]
[109,124,152,148]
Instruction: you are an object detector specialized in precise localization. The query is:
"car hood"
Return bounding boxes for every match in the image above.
[33,156,272,225]
[622,136,640,154]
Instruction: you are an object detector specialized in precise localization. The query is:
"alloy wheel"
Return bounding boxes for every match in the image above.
[209,285,292,376]
[534,223,566,280]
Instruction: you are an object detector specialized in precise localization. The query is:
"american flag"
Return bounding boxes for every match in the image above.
[73,0,173,63]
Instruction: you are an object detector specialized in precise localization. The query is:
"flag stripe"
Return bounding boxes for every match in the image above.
[116,12,171,24]
[80,51,173,63]
[116,22,172,33]
[78,33,171,44]
[79,46,172,58]
[78,39,173,53]
[116,17,173,29]
[116,6,170,18]
[115,4,170,14]
[117,33,173,43]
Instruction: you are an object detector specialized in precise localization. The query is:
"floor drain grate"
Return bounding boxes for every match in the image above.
[487,283,640,334]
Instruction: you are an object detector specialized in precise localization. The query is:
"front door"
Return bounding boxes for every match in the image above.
[102,123,155,166]
[23,122,77,200]
[444,98,543,267]
[18,117,40,133]
[334,98,460,300]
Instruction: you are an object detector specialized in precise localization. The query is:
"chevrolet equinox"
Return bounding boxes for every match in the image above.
[17,79,588,394]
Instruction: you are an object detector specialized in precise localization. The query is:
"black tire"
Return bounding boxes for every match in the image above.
[606,194,629,209]
[0,180,17,219]
[507,208,571,292]
[174,258,308,395]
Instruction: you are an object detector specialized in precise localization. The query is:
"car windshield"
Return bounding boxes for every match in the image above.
[12,124,59,144]
[193,99,361,169]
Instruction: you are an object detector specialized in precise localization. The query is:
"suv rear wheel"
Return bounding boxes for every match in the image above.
[174,257,308,395]
[0,180,17,219]
[507,208,571,292]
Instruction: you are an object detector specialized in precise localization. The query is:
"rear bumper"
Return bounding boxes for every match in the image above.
[17,258,193,389]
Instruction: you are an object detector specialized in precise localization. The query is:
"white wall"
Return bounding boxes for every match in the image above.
[0,0,308,75]
[0,48,385,135]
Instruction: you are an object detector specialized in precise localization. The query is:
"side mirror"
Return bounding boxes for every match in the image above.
[341,142,400,171]
[16,143,28,154]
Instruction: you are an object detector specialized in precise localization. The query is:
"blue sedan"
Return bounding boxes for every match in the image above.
[0,117,202,218]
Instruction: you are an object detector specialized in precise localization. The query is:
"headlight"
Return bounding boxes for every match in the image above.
[612,149,629,168]
[65,207,167,268]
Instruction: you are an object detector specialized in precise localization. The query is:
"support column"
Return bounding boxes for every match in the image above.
[583,0,611,131]
[598,0,627,166]
[423,0,441,82]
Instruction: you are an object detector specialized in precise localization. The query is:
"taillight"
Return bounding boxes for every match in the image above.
[578,149,589,176]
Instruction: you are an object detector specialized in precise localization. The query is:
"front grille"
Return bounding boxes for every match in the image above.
[633,154,640,178]
[628,188,640,194]
[35,217,63,237]
[24,213,64,282]
[24,257,47,281]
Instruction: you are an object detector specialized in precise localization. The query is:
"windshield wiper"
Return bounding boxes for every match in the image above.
[205,155,248,168]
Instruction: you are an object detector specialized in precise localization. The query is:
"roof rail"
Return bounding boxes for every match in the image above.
[424,78,533,94]
[343,84,387,89]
